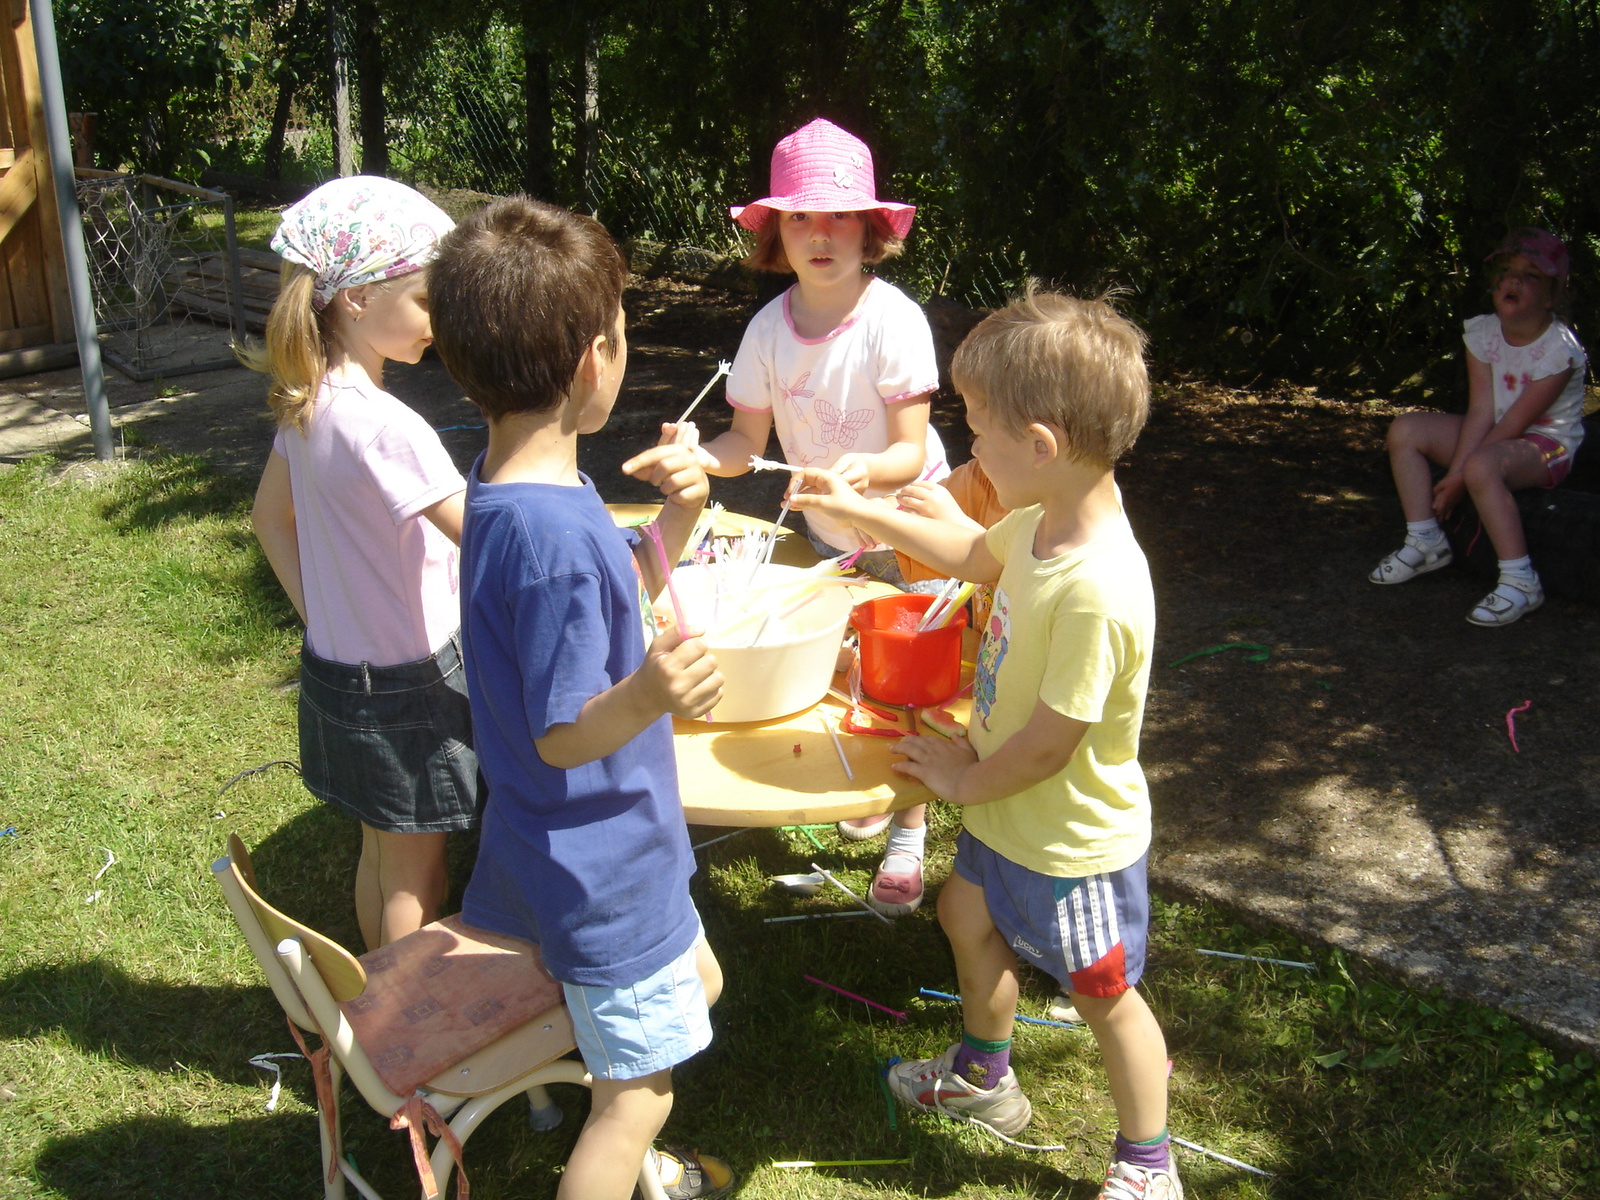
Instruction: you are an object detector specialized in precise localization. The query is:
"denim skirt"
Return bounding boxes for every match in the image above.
[297,633,480,833]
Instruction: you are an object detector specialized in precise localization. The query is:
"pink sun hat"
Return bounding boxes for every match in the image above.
[1487,227,1569,280]
[731,118,915,239]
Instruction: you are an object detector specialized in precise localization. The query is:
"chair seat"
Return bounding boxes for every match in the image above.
[341,914,572,1098]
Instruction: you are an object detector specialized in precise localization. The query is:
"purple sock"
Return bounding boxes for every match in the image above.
[1114,1131,1171,1172]
[951,1035,1010,1089]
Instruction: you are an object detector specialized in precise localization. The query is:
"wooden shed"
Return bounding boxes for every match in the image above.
[0,0,72,378]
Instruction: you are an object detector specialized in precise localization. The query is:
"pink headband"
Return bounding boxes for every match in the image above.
[1487,227,1569,281]
[731,118,914,239]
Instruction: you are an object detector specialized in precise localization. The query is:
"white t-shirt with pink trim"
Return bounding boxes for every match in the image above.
[273,377,465,667]
[1462,313,1588,456]
[726,277,948,549]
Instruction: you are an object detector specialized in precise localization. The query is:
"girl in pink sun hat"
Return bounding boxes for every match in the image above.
[695,118,949,917]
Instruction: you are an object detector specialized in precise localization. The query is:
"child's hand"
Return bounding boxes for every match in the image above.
[892,732,978,801]
[1432,473,1466,520]
[638,625,723,720]
[791,467,871,523]
[622,442,710,510]
[829,453,873,493]
[895,480,965,523]
[659,420,700,449]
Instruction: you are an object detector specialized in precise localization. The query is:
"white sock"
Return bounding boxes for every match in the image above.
[883,821,925,869]
[1406,519,1445,545]
[1497,556,1536,586]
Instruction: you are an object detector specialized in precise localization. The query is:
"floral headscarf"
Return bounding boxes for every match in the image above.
[272,176,455,310]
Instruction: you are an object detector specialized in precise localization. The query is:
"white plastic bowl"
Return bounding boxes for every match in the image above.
[668,563,852,723]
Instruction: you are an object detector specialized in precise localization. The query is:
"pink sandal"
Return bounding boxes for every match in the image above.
[868,853,923,916]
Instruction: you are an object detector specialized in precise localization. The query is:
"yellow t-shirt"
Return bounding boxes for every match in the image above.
[963,504,1154,877]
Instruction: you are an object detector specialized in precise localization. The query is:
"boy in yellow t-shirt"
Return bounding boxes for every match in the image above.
[793,290,1177,1200]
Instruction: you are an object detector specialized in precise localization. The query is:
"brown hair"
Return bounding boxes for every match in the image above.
[428,196,627,419]
[951,287,1150,467]
[237,263,338,432]
[742,209,904,274]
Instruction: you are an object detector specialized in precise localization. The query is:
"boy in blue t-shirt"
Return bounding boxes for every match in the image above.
[429,197,733,1200]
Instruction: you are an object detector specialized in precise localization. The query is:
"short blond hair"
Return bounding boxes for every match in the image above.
[951,288,1149,466]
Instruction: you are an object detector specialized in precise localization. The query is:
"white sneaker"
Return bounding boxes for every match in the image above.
[837,813,891,840]
[1467,576,1543,626]
[885,1044,1034,1136]
[1369,535,1452,584]
[1097,1158,1183,1199]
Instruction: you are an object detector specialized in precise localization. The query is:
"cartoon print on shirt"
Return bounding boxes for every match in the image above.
[779,372,828,462]
[973,585,1011,731]
[816,399,876,449]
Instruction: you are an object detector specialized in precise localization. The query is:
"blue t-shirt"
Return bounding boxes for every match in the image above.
[458,460,697,988]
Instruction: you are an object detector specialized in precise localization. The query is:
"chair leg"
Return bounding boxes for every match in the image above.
[428,1060,591,1198]
[321,1057,348,1199]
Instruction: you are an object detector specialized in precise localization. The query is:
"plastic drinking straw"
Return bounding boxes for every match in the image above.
[761,500,791,565]
[917,988,1084,1029]
[691,828,754,852]
[642,522,692,634]
[926,582,977,630]
[749,454,806,473]
[804,974,907,1020]
[762,911,873,923]
[821,715,854,781]
[772,1160,912,1169]
[1170,1135,1277,1178]
[914,578,963,631]
[810,862,894,925]
[1195,949,1316,971]
[797,826,831,855]
[826,688,900,724]
[1506,699,1532,753]
[675,359,731,424]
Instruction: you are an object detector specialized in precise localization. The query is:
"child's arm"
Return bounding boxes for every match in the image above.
[895,479,986,532]
[420,490,467,544]
[893,698,1088,805]
[621,434,710,599]
[833,393,934,492]
[1435,354,1575,517]
[697,408,772,477]
[250,451,307,624]
[536,626,721,769]
[792,467,1002,582]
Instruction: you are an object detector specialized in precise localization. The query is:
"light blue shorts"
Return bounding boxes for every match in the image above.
[562,933,712,1081]
[953,829,1149,999]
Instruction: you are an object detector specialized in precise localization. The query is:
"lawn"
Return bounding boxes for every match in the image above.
[0,453,1595,1200]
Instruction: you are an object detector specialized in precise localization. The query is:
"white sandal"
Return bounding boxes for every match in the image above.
[1369,536,1452,585]
[1467,577,1543,627]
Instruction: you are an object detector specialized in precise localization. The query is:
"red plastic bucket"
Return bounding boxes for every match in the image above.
[849,593,968,707]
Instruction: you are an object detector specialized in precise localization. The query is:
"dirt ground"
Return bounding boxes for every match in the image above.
[5,275,1597,1053]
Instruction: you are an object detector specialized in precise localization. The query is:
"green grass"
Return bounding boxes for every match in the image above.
[0,453,1596,1199]
[193,205,283,255]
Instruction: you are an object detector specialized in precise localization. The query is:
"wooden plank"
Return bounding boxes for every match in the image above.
[0,320,53,351]
[170,286,266,332]
[238,247,284,272]
[3,200,47,330]
[0,143,35,243]
[10,5,73,341]
[0,339,75,378]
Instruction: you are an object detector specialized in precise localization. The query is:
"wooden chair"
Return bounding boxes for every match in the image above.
[213,834,667,1200]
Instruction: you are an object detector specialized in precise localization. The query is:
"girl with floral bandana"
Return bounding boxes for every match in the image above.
[245,177,477,948]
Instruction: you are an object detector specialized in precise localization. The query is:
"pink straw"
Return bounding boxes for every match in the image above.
[803,975,907,1022]
[642,521,693,634]
[1506,700,1532,753]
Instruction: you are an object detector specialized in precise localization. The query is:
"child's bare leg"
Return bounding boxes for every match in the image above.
[1072,987,1169,1143]
[937,871,1018,1041]
[558,1072,673,1200]
[356,824,449,949]
[695,937,723,1007]
[1386,412,1462,520]
[1462,439,1549,560]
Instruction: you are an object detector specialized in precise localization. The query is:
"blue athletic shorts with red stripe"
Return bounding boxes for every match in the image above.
[952,829,1149,999]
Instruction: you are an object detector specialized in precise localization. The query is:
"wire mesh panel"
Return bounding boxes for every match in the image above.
[75,171,252,381]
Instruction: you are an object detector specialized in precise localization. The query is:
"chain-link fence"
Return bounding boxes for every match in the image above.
[75,171,263,381]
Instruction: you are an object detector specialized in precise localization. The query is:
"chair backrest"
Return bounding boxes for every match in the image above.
[211,833,369,1017]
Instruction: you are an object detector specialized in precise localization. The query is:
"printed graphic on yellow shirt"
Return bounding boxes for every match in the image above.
[973,585,1011,730]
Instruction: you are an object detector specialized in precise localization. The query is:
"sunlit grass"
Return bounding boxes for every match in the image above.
[0,453,1594,1199]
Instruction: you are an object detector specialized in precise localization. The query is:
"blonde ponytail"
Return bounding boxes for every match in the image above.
[236,262,335,433]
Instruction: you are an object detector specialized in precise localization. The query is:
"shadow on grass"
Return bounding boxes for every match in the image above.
[97,453,257,533]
